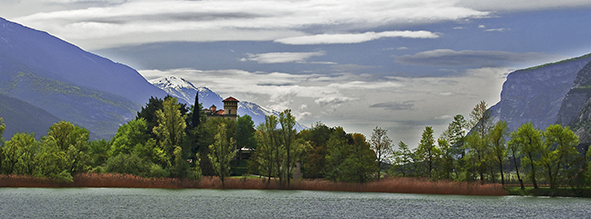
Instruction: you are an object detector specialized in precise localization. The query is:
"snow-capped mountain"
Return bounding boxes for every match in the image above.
[150,76,307,131]
[150,76,223,106]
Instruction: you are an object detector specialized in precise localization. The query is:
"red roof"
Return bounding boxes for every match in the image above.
[223,96,239,102]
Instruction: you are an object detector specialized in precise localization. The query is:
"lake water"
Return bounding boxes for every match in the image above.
[1,188,590,218]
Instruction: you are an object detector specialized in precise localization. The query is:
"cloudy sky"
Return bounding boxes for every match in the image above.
[3,0,591,147]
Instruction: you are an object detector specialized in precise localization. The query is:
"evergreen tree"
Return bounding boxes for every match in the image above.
[437,137,454,180]
[391,141,412,177]
[191,91,201,128]
[416,126,437,178]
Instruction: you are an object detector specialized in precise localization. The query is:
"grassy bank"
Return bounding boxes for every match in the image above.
[505,186,591,198]
[0,174,505,196]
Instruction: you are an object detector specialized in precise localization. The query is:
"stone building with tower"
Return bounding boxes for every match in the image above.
[204,97,239,121]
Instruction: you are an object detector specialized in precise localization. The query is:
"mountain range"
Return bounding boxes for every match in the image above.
[149,76,307,131]
[3,17,591,144]
[0,17,304,139]
[489,53,591,145]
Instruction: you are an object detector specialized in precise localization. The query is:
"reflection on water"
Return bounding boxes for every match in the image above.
[1,188,590,218]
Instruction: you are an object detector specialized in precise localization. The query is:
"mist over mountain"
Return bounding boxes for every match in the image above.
[0,17,168,139]
[150,76,307,131]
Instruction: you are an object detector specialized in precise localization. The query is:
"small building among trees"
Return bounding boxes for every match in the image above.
[204,97,239,121]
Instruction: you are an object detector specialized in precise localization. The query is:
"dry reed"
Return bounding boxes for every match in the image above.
[0,174,506,196]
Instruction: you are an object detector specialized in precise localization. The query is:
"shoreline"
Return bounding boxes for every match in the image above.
[4,173,590,198]
[0,173,505,196]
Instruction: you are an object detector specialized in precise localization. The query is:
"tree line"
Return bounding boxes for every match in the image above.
[0,95,383,186]
[389,101,591,190]
[3,96,588,189]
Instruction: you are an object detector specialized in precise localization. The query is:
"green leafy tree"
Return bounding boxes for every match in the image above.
[370,126,393,180]
[325,129,376,183]
[34,136,73,182]
[253,115,281,183]
[300,122,332,179]
[508,131,525,189]
[104,153,153,177]
[279,109,297,186]
[467,101,493,183]
[89,139,110,167]
[153,97,187,167]
[46,121,91,174]
[198,118,236,176]
[0,117,5,146]
[340,133,377,183]
[2,133,38,175]
[489,121,509,186]
[208,123,236,187]
[236,115,257,160]
[109,118,149,157]
[511,122,542,189]
[541,124,579,189]
[137,96,189,139]
[325,127,351,182]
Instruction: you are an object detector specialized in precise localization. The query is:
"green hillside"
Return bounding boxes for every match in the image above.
[0,72,141,139]
[0,93,61,139]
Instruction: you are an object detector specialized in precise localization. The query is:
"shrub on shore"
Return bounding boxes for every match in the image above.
[0,174,505,196]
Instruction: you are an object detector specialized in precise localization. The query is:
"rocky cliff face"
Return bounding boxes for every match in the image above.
[557,61,591,143]
[489,54,591,133]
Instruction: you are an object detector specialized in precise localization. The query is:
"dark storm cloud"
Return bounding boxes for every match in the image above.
[395,49,561,67]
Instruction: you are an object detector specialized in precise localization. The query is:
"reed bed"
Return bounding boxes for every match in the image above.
[0,174,506,196]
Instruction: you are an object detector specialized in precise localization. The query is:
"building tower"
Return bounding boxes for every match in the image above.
[223,97,239,120]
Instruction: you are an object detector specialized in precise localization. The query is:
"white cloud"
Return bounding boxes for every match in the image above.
[139,66,509,147]
[485,28,508,32]
[275,31,439,45]
[10,0,488,49]
[241,51,326,64]
[457,0,591,11]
